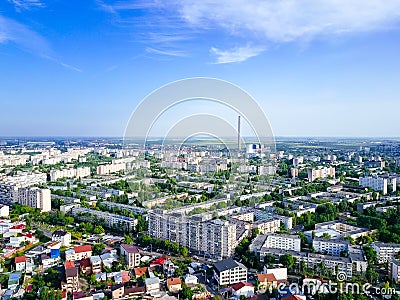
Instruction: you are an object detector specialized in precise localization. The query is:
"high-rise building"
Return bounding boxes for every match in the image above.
[148,209,236,258]
[307,166,335,182]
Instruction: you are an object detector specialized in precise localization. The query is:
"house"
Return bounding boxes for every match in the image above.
[90,255,102,274]
[145,277,160,293]
[257,273,278,290]
[133,267,148,278]
[9,223,26,234]
[111,284,124,299]
[167,277,182,293]
[65,245,92,261]
[15,255,26,272]
[100,252,118,269]
[124,286,146,298]
[80,258,91,275]
[114,270,130,284]
[213,258,247,286]
[184,274,198,286]
[41,254,60,270]
[231,282,255,299]
[52,230,71,247]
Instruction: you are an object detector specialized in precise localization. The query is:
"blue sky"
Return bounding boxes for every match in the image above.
[1,0,400,137]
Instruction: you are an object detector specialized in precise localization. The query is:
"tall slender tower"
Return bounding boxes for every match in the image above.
[237,115,241,151]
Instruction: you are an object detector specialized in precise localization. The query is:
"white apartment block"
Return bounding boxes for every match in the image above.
[307,166,335,182]
[0,154,29,166]
[250,234,301,256]
[120,244,141,268]
[253,219,280,234]
[15,187,51,212]
[371,243,400,263]
[148,210,236,258]
[390,260,400,283]
[50,167,90,181]
[213,258,248,286]
[71,207,137,231]
[359,176,388,195]
[97,162,126,175]
[312,238,349,257]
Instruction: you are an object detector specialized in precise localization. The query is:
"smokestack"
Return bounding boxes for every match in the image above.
[237,115,241,151]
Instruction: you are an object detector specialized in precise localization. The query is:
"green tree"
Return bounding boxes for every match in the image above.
[279,254,295,270]
[93,225,105,234]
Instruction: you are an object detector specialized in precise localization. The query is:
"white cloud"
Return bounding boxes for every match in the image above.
[146,47,187,57]
[177,0,400,42]
[0,16,82,72]
[7,0,45,11]
[210,45,265,64]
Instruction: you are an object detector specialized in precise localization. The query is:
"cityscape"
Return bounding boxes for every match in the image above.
[1,1,400,300]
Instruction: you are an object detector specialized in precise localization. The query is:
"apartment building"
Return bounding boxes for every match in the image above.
[120,244,141,268]
[249,234,301,255]
[96,162,126,175]
[15,187,51,212]
[148,209,236,258]
[312,238,350,257]
[90,255,102,274]
[359,176,388,195]
[64,264,79,294]
[307,166,335,182]
[49,166,90,181]
[213,258,248,286]
[71,207,137,231]
[371,242,400,263]
[389,260,400,283]
[253,219,280,234]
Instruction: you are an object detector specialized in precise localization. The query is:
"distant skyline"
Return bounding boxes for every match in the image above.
[1,1,400,137]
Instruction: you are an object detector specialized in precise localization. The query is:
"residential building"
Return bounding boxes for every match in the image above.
[213,258,247,286]
[52,230,71,247]
[71,207,137,231]
[258,273,278,290]
[96,162,126,175]
[249,234,301,256]
[307,167,335,182]
[90,256,102,274]
[167,277,182,293]
[148,209,236,258]
[145,277,160,294]
[359,176,388,195]
[65,245,92,261]
[15,255,26,272]
[312,238,350,257]
[389,260,400,283]
[15,187,51,212]
[49,167,90,181]
[371,242,400,263]
[231,282,255,299]
[120,244,141,268]
[64,264,79,293]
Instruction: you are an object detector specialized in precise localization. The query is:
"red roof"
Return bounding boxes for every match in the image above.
[122,270,130,283]
[15,256,26,263]
[10,224,26,230]
[150,257,165,265]
[65,261,75,269]
[257,273,277,282]
[231,282,254,291]
[23,233,34,238]
[74,245,92,253]
[80,258,91,269]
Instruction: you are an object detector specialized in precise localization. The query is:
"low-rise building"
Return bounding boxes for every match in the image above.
[312,238,349,257]
[167,277,182,293]
[120,244,141,268]
[52,230,71,247]
[371,242,400,263]
[213,258,247,286]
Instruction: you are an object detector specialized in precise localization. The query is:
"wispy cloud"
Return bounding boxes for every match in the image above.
[7,0,45,11]
[177,0,400,42]
[210,45,265,64]
[146,47,187,57]
[0,15,82,72]
[98,0,400,63]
